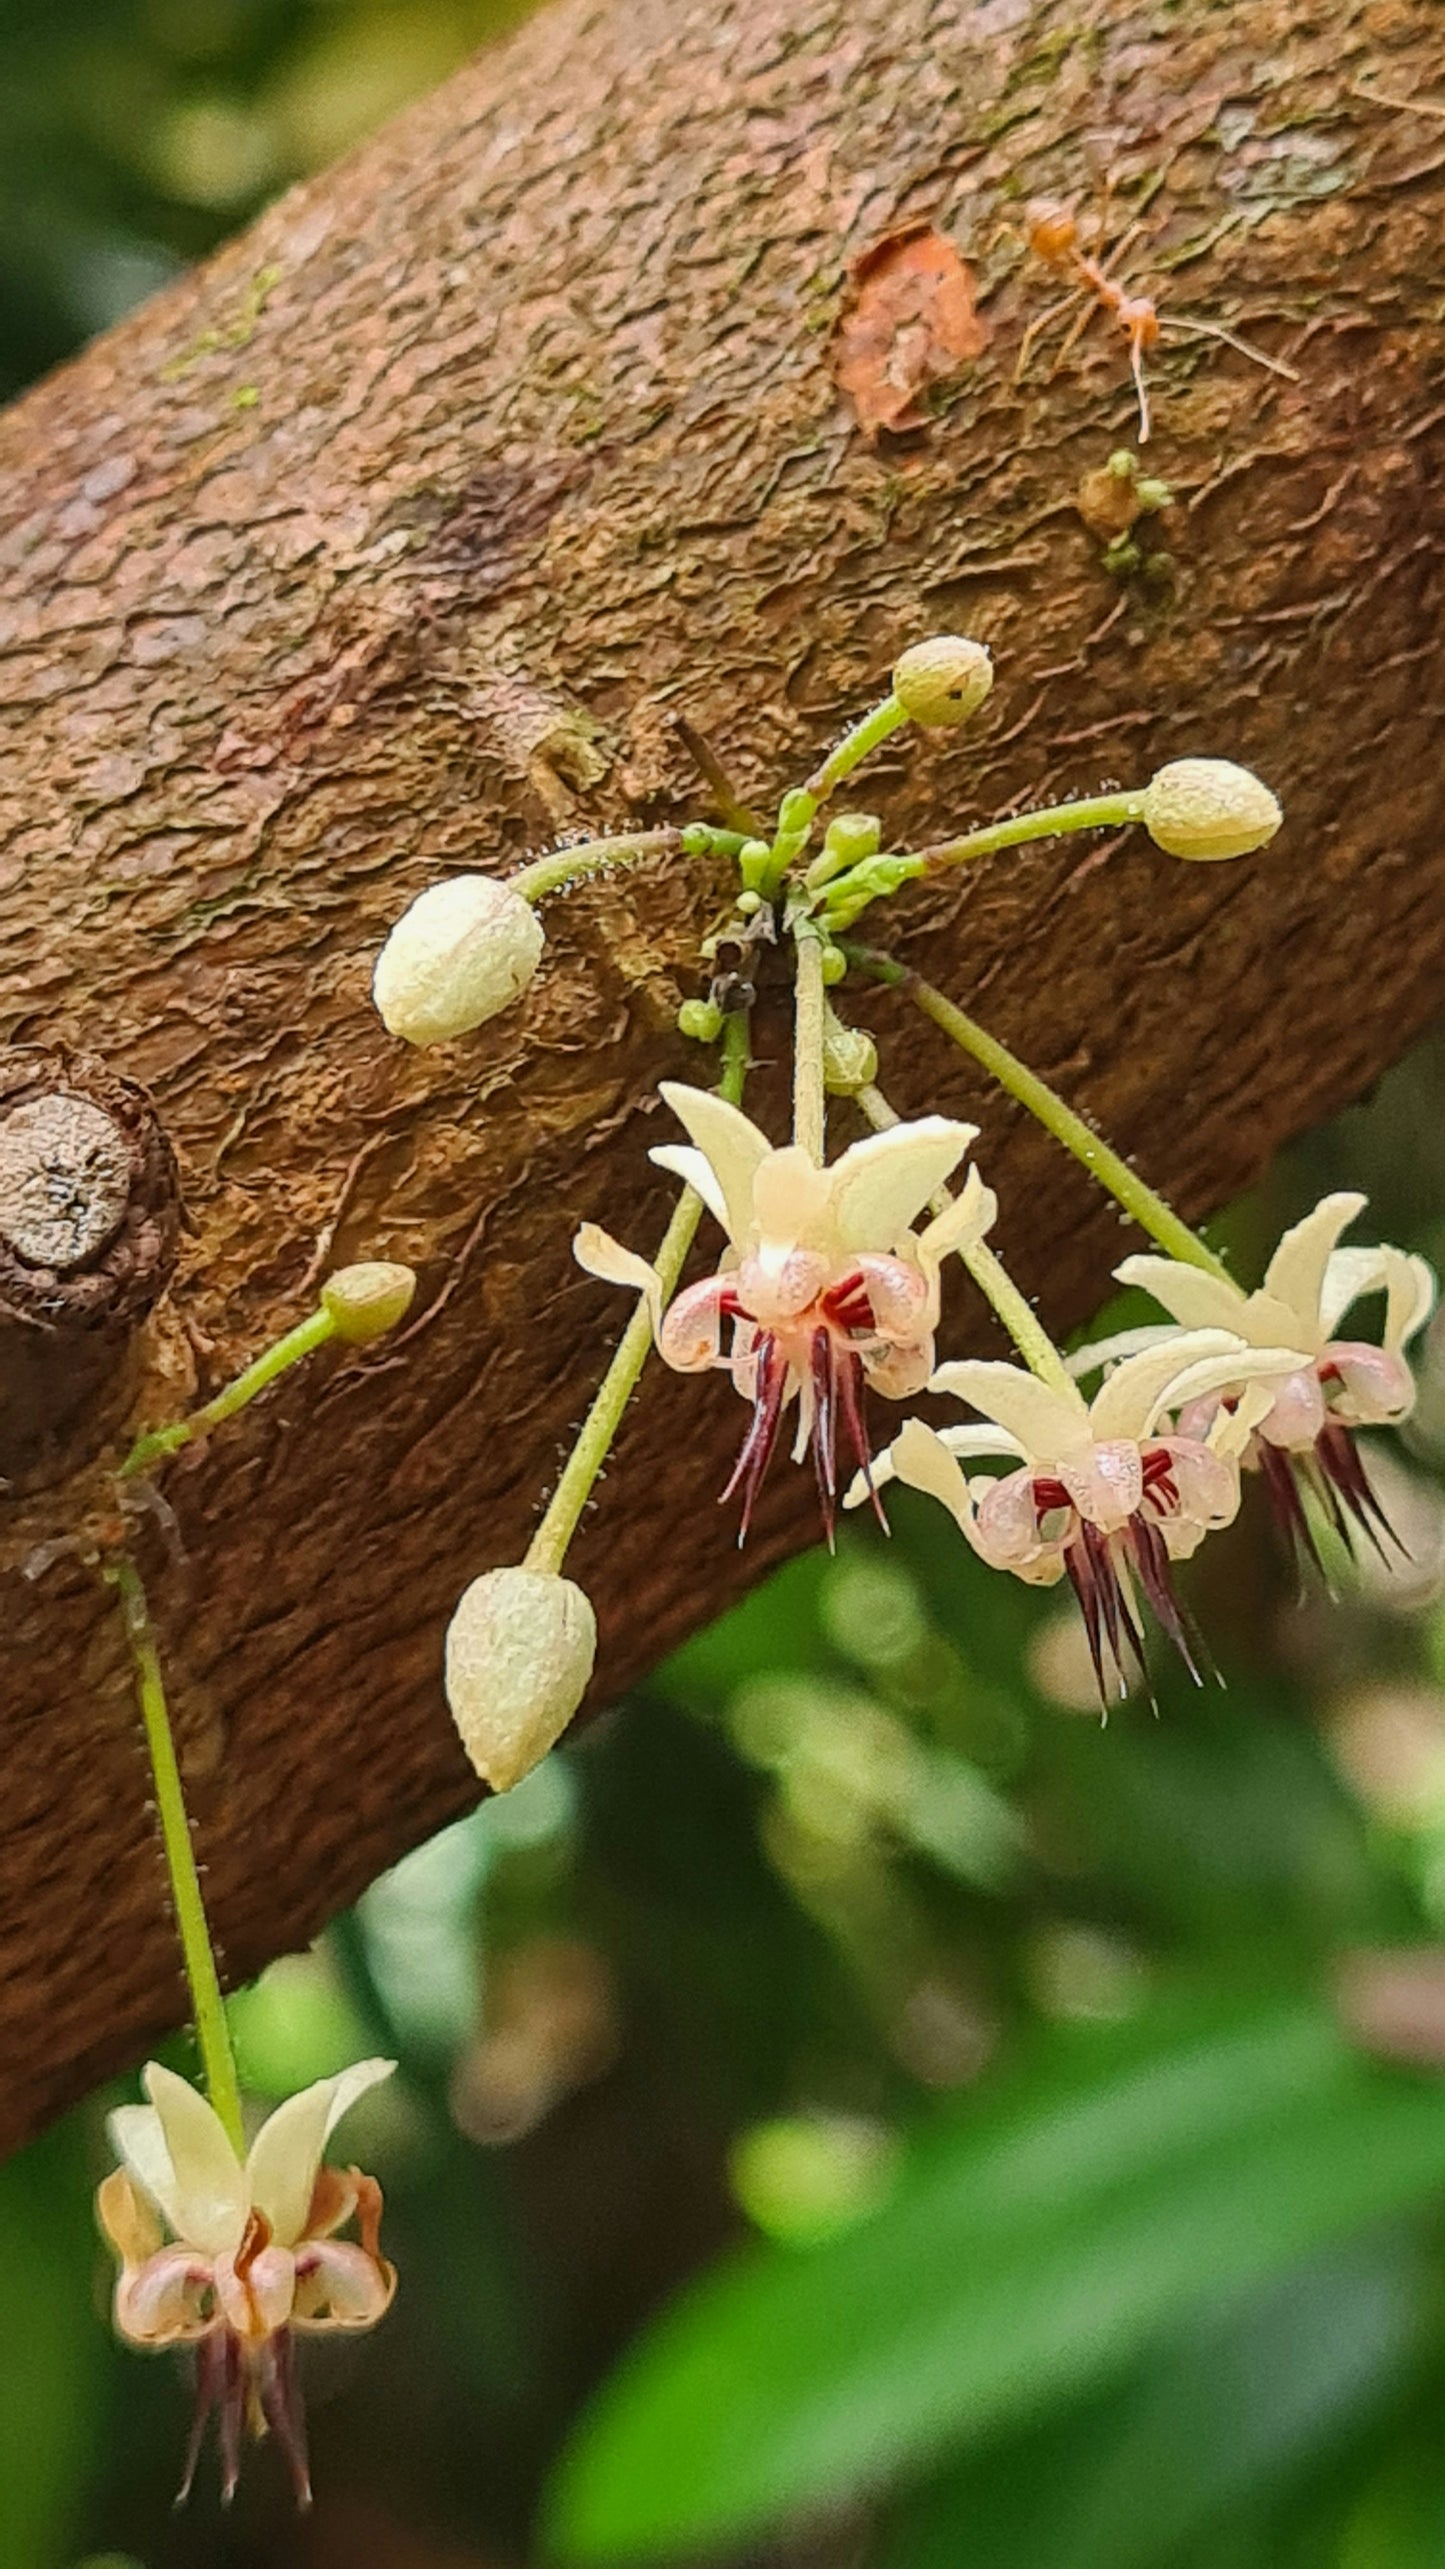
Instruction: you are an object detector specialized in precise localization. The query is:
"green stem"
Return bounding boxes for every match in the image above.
[854,1080,1077,1398]
[511,829,688,903]
[915,790,1146,871]
[804,693,911,803]
[108,1554,245,2152]
[121,1306,339,1479]
[957,1235,1079,1399]
[525,1012,751,1576]
[792,923,827,1163]
[847,948,1231,1284]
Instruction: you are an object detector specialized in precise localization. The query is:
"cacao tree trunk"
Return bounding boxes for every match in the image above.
[1,0,1442,2154]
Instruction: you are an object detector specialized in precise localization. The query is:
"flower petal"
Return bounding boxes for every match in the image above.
[842,1422,1022,1509]
[648,1145,730,1231]
[1113,1255,1248,1333]
[657,1084,773,1244]
[752,1146,834,1249]
[1066,1323,1183,1378]
[1261,1192,1367,1332]
[1154,1344,1311,1434]
[294,2238,397,2333]
[916,1167,996,1269]
[107,2104,186,2240]
[827,1118,977,1254]
[573,1223,664,1338]
[1207,1377,1276,1459]
[1319,1244,1437,1354]
[1087,1330,1255,1443]
[247,2060,395,2250]
[140,2064,248,2257]
[930,1358,1090,1464]
[889,1417,976,1528]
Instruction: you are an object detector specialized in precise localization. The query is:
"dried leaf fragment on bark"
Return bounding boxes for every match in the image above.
[835,221,990,437]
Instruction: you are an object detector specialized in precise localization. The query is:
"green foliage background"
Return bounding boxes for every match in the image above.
[5,11,1445,2565]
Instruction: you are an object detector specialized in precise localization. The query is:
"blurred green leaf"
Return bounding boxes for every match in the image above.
[882,2232,1422,2569]
[544,1997,1445,2561]
[0,2117,108,2568]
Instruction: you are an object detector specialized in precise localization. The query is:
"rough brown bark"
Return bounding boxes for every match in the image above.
[1,0,1443,2155]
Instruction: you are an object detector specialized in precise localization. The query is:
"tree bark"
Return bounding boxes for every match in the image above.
[1,0,1442,2154]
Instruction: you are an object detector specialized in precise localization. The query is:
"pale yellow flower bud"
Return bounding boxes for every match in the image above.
[373,876,544,1045]
[445,1567,596,1792]
[321,1261,417,1343]
[1141,758,1282,862]
[891,636,994,728]
[823,1022,878,1095]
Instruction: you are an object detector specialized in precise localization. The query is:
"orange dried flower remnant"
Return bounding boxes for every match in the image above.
[836,222,990,437]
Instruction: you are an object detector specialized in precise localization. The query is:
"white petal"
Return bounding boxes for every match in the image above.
[247,2059,395,2249]
[1319,1243,1436,1354]
[842,1421,1022,1510]
[1066,1323,1183,1378]
[826,1118,977,1254]
[1150,1343,1310,1432]
[1113,1255,1249,1333]
[1207,1378,1276,1458]
[752,1146,834,1249]
[108,2104,187,2241]
[929,1358,1090,1463]
[1087,1330,1253,1443]
[140,2064,248,2257]
[573,1223,664,1338]
[916,1167,996,1266]
[890,1417,975,1527]
[1261,1192,1367,1331]
[657,1084,773,1244]
[648,1144,730,1231]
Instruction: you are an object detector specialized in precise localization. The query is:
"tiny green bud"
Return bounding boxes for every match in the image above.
[819,945,848,987]
[824,811,881,865]
[373,875,544,1045]
[1142,758,1282,863]
[1134,476,1172,512]
[735,888,764,917]
[320,1261,417,1343]
[891,636,994,729]
[445,1567,597,1792]
[678,997,724,1041]
[822,852,922,929]
[1107,449,1139,480]
[823,1022,878,1094]
[739,837,772,890]
[777,788,816,835]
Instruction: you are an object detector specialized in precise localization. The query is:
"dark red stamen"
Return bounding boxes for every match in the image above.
[721,1333,788,1540]
[258,2330,313,2510]
[811,1330,838,1546]
[1259,1425,1406,1581]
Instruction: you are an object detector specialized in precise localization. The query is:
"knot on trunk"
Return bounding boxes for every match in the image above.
[0,1052,183,1490]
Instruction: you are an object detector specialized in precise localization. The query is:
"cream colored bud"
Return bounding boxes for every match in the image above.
[373,875,544,1045]
[1141,759,1282,862]
[892,636,994,728]
[321,1261,417,1343]
[445,1567,596,1792]
[823,1023,878,1095]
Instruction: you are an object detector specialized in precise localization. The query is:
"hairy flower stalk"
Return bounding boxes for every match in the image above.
[122,1263,417,1480]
